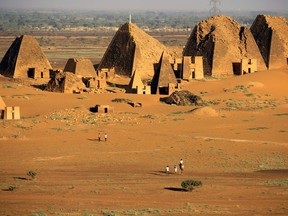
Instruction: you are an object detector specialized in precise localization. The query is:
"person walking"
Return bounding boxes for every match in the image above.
[165,165,170,174]
[104,133,108,142]
[174,164,178,173]
[179,159,184,175]
[98,133,101,142]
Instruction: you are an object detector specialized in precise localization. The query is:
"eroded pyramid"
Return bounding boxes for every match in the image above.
[64,58,96,78]
[46,72,86,93]
[0,35,52,78]
[251,15,288,69]
[183,15,266,77]
[98,22,176,79]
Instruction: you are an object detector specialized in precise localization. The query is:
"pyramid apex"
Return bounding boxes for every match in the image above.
[119,21,139,32]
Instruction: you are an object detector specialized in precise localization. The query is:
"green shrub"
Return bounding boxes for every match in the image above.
[8,185,16,191]
[181,180,202,191]
[27,170,37,179]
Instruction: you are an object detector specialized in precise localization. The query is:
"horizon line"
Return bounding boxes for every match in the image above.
[0,8,287,13]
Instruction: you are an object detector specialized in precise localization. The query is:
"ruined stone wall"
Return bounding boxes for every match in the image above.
[241,59,257,74]
[46,72,86,93]
[194,56,204,79]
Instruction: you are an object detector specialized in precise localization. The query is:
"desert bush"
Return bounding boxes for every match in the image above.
[181,180,202,191]
[27,170,37,179]
[111,98,132,103]
[77,96,88,100]
[273,113,288,116]
[248,127,269,131]
[2,84,15,89]
[139,114,155,119]
[8,185,16,191]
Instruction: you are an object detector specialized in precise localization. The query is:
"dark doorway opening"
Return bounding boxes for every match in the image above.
[159,87,168,95]
[0,110,4,119]
[191,70,195,79]
[27,68,35,78]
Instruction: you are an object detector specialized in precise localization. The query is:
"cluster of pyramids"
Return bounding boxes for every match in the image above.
[99,14,288,82]
[0,14,287,90]
[184,14,288,77]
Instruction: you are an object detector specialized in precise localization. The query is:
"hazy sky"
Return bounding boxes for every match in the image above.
[0,0,287,11]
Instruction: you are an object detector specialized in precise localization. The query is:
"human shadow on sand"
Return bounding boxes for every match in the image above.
[2,188,12,191]
[150,171,176,176]
[13,176,29,180]
[255,169,288,174]
[31,84,47,90]
[164,187,186,192]
[87,138,99,142]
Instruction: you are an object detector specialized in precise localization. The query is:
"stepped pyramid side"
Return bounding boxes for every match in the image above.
[251,15,288,69]
[98,22,173,79]
[128,69,144,91]
[0,35,52,78]
[184,15,267,77]
[157,52,178,87]
[0,36,22,77]
[151,51,177,94]
[64,58,96,78]
[239,27,267,71]
[184,25,214,77]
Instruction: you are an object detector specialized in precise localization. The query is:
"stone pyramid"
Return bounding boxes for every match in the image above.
[151,51,177,94]
[0,35,52,78]
[128,69,144,93]
[64,58,96,78]
[98,22,174,79]
[183,15,266,77]
[251,15,288,69]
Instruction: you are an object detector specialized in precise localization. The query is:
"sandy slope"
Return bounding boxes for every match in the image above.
[0,68,287,215]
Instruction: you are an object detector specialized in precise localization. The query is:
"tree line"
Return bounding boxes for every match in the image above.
[0,9,286,34]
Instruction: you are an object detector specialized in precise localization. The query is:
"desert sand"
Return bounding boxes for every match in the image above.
[0,66,287,215]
